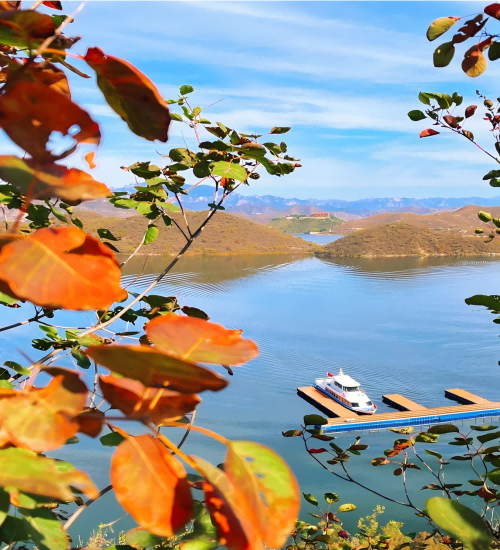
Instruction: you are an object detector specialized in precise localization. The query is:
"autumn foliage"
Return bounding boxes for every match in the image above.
[0,2,301,550]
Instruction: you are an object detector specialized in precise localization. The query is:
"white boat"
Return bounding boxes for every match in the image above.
[315,369,376,414]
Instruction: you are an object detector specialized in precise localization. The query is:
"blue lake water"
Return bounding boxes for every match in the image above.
[5,252,500,540]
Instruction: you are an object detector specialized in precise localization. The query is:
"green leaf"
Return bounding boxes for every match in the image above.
[0,515,32,544]
[424,449,443,459]
[0,490,8,527]
[489,41,500,61]
[304,414,328,426]
[0,381,13,389]
[100,431,125,447]
[211,161,247,181]
[419,92,431,105]
[426,17,459,41]
[181,306,209,321]
[199,140,231,152]
[471,425,499,431]
[71,347,91,369]
[180,85,194,95]
[0,290,17,306]
[170,113,183,122]
[433,42,455,67]
[125,528,163,549]
[338,504,356,512]
[3,361,30,376]
[282,430,303,437]
[468,479,485,486]
[483,170,500,180]
[302,493,318,506]
[415,433,439,443]
[127,162,161,180]
[64,436,80,445]
[179,540,218,550]
[239,142,267,159]
[324,492,339,504]
[193,160,211,178]
[428,424,459,435]
[452,92,463,106]
[483,468,500,484]
[269,127,291,134]
[20,508,68,550]
[207,203,225,210]
[478,211,492,222]
[465,295,500,311]
[426,497,492,550]
[478,431,500,444]
[48,204,67,223]
[97,228,120,241]
[408,110,426,121]
[71,217,83,230]
[162,202,180,212]
[144,225,159,244]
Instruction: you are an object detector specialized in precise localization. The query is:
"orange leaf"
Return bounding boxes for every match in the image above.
[462,46,487,77]
[111,434,193,537]
[6,60,71,98]
[193,457,263,550]
[85,151,97,169]
[86,345,228,393]
[43,1,62,8]
[99,374,201,424]
[0,156,111,202]
[0,2,20,10]
[0,227,126,310]
[224,441,300,548]
[0,80,100,163]
[145,315,259,366]
[84,47,170,142]
[76,408,104,437]
[0,368,88,451]
[420,129,440,138]
[485,3,500,20]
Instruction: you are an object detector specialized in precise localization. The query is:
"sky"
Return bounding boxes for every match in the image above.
[15,1,500,200]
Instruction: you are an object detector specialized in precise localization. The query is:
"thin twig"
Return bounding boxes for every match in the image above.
[0,313,46,334]
[63,485,113,532]
[119,232,146,268]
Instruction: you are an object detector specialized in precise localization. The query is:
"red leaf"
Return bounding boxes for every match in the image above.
[485,3,500,20]
[43,1,62,8]
[420,129,440,138]
[465,105,477,118]
[308,448,328,454]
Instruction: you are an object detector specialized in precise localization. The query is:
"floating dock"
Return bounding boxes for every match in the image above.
[298,386,500,434]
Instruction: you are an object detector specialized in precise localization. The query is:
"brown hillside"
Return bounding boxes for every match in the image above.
[335,204,500,235]
[68,210,318,256]
[318,222,500,258]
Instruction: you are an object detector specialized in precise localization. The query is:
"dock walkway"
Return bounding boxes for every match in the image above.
[382,393,426,411]
[297,387,356,418]
[445,388,492,405]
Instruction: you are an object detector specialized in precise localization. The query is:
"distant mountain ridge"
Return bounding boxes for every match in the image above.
[110,184,500,217]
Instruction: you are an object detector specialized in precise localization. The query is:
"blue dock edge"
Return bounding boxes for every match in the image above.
[320,407,500,434]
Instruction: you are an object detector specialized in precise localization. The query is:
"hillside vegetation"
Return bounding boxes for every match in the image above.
[67,211,318,256]
[268,215,344,234]
[317,223,500,258]
[334,205,500,235]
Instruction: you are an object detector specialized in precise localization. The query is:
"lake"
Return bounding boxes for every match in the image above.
[5,250,500,540]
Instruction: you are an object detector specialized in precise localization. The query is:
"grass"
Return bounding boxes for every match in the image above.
[268,215,344,234]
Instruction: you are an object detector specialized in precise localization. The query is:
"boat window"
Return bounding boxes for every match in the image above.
[351,402,359,407]
[334,381,342,388]
[366,401,372,406]
[344,386,359,392]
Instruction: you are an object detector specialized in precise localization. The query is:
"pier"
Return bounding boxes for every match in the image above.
[297,386,500,434]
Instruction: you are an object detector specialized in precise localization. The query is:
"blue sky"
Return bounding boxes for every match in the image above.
[18,1,500,200]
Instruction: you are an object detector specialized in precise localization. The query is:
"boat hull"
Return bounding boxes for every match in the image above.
[314,384,376,415]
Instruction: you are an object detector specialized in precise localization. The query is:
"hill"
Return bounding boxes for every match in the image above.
[317,223,500,258]
[69,210,318,257]
[268,215,344,234]
[334,205,500,235]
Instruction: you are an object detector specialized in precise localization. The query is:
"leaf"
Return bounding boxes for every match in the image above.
[145,314,259,366]
[308,448,328,454]
[97,228,119,241]
[0,156,110,203]
[407,110,426,121]
[239,142,267,159]
[181,306,210,321]
[111,435,193,537]
[462,46,487,78]
[282,430,302,437]
[389,427,414,434]
[144,225,159,245]
[302,493,318,506]
[338,504,356,512]
[100,431,125,447]
[471,425,498,431]
[43,1,62,8]
[465,294,500,311]
[415,433,439,443]
[211,161,247,182]
[426,16,460,41]
[224,441,300,548]
[0,10,54,49]
[478,431,500,444]
[303,414,328,426]
[4,361,29,376]
[170,113,182,122]
[125,528,162,549]
[0,448,98,501]
[324,492,339,504]
[434,42,455,67]
[483,468,500,484]
[126,161,162,179]
[420,129,440,138]
[20,508,68,550]
[269,127,291,134]
[85,48,170,142]
[466,105,478,118]
[372,457,391,466]
[424,449,443,459]
[0,227,126,310]
[0,368,88,451]
[428,424,459,434]
[192,457,261,550]
[99,375,200,425]
[485,3,500,20]
[180,85,194,95]
[86,345,228,394]
[426,497,492,550]
[0,81,100,163]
